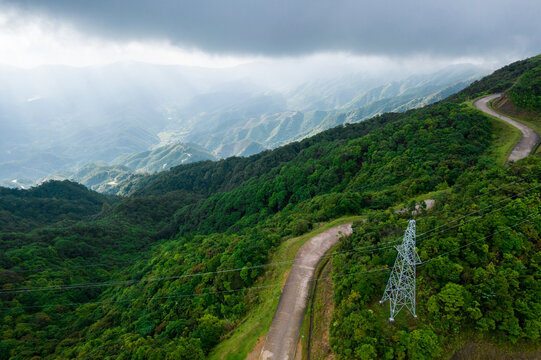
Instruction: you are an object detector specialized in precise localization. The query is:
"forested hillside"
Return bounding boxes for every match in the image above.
[508,62,541,112]
[0,62,484,188]
[329,55,541,359]
[0,56,539,359]
[0,180,114,233]
[46,142,217,194]
[451,55,541,101]
[330,160,541,359]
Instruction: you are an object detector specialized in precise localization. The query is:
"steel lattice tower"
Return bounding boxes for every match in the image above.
[380,219,421,322]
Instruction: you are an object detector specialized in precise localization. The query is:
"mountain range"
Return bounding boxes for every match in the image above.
[0,62,488,191]
[0,54,540,360]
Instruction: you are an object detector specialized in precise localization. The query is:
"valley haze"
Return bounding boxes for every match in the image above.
[0,1,540,360]
[0,61,490,191]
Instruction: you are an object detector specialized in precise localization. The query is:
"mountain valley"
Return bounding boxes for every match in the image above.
[0,63,488,193]
[0,55,540,359]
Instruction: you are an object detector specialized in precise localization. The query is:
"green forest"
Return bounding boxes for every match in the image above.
[330,159,541,359]
[0,55,540,359]
[509,63,541,112]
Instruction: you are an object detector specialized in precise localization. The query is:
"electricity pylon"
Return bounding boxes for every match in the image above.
[380,219,421,322]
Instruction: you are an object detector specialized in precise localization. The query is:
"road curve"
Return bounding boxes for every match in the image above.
[473,93,540,163]
[259,223,353,360]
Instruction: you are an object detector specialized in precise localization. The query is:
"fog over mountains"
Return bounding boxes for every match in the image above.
[0,61,489,191]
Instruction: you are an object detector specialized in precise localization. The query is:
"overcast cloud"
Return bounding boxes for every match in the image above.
[3,0,541,59]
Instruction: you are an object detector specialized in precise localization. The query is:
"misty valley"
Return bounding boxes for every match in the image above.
[0,62,486,194]
[0,1,541,359]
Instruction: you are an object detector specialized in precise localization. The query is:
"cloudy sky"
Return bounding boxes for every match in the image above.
[0,0,540,69]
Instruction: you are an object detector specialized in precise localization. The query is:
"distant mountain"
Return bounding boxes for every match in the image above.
[58,163,139,194]
[342,64,483,110]
[1,55,540,360]
[112,142,216,173]
[181,64,485,155]
[0,62,489,187]
[39,142,216,193]
[0,178,35,190]
[0,63,191,182]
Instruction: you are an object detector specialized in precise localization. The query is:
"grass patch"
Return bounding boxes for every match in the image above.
[485,116,522,164]
[489,101,541,156]
[208,216,363,360]
[465,101,522,165]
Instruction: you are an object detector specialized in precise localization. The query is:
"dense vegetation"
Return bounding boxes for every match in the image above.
[122,113,403,197]
[508,63,541,112]
[0,100,491,359]
[0,180,114,233]
[328,55,541,359]
[330,159,541,359]
[450,55,541,102]
[0,55,540,359]
[172,102,490,236]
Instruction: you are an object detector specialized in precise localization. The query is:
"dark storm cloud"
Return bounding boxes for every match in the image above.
[4,0,541,57]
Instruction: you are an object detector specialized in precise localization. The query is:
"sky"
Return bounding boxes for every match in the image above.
[0,0,540,69]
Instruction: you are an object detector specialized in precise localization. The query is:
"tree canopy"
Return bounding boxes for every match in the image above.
[1,55,540,359]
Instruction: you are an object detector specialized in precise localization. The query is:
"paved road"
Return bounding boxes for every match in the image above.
[259,223,353,360]
[473,94,540,163]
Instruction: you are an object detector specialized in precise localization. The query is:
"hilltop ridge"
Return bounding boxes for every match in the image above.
[0,55,539,360]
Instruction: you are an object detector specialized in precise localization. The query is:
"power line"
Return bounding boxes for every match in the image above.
[3,183,538,295]
[3,175,535,278]
[0,240,397,295]
[0,266,391,310]
[391,176,530,225]
[331,242,400,257]
[417,183,540,238]
[419,213,540,265]
[0,259,298,294]
[2,214,538,311]
[361,182,539,250]
[416,191,540,244]
[471,177,528,200]
[8,260,142,274]
[381,179,537,244]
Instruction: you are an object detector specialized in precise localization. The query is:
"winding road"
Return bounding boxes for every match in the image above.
[259,223,353,360]
[257,94,538,360]
[473,94,540,163]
